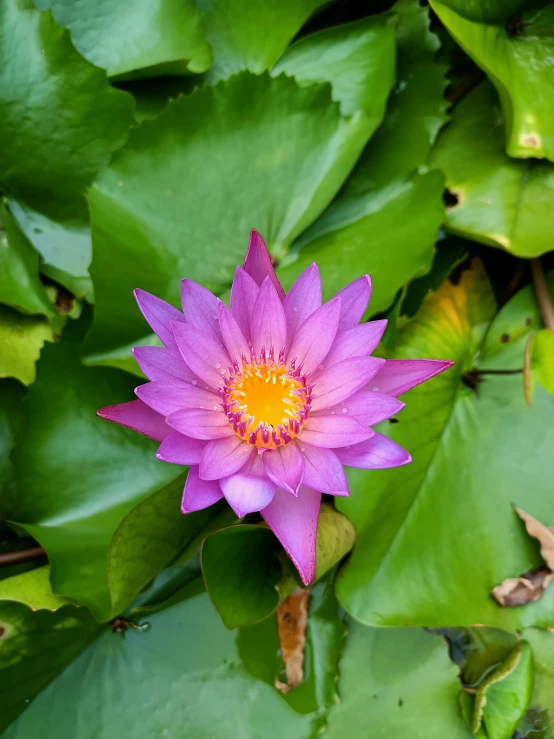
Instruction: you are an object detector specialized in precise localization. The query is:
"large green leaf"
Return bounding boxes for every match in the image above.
[198,0,328,82]
[430,82,554,258]
[430,0,554,161]
[34,0,212,77]
[272,13,396,117]
[0,601,101,733]
[326,626,471,738]
[4,589,319,738]
[0,202,54,318]
[86,72,373,354]
[336,262,554,629]
[277,0,448,312]
[0,0,134,219]
[0,306,54,386]
[7,199,92,300]
[9,316,190,620]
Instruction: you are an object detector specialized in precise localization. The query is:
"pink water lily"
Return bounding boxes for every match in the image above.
[98,231,453,584]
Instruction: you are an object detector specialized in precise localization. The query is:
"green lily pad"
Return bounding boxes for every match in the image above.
[430,0,554,161]
[0,381,26,523]
[10,316,194,621]
[0,600,101,733]
[277,0,448,312]
[3,589,320,738]
[34,0,212,78]
[0,306,54,386]
[198,0,329,82]
[86,71,373,355]
[336,262,554,630]
[0,0,135,219]
[430,82,554,258]
[0,202,54,318]
[326,626,472,738]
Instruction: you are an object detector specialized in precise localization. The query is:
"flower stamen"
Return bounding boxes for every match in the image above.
[222,347,310,448]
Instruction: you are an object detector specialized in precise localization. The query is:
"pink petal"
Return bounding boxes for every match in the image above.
[261,485,321,586]
[286,297,341,376]
[167,408,233,440]
[181,279,222,343]
[301,415,373,448]
[367,359,454,397]
[262,443,305,496]
[230,266,259,343]
[336,432,411,469]
[310,357,385,413]
[300,444,349,496]
[220,453,276,517]
[199,436,254,480]
[97,400,169,441]
[243,229,285,300]
[134,289,184,354]
[322,320,387,368]
[218,301,250,366]
[326,391,405,426]
[133,346,198,384]
[181,466,223,513]
[135,380,220,416]
[250,277,287,356]
[335,276,372,331]
[157,431,206,465]
[172,322,230,390]
[282,263,322,347]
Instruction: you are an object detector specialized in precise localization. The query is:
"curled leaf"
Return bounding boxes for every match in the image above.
[492,508,554,607]
[275,587,309,693]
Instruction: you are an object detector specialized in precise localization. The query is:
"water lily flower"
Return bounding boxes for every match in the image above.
[98,231,453,584]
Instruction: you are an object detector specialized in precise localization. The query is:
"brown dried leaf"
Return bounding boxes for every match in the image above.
[492,508,554,607]
[274,587,309,693]
[515,508,554,571]
[492,568,554,607]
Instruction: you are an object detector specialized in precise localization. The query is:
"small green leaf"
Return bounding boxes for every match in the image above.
[7,199,92,300]
[0,202,54,318]
[0,566,75,611]
[314,503,355,581]
[201,525,289,629]
[0,306,54,386]
[527,330,554,401]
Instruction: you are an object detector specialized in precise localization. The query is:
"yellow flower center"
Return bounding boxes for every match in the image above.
[223,361,310,448]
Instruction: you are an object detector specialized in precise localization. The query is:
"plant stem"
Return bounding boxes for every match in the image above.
[531,258,554,330]
[476,369,523,376]
[0,546,46,567]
